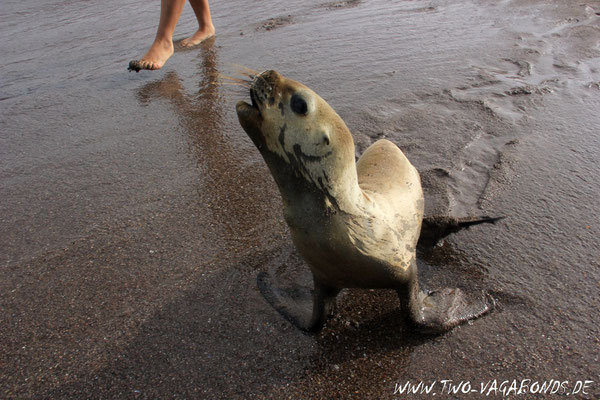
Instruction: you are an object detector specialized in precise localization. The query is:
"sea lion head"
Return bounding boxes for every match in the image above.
[236,70,356,197]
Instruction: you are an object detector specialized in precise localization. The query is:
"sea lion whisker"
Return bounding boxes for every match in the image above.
[217,81,251,89]
[220,82,251,89]
[232,63,260,78]
[217,74,252,85]
[218,82,251,90]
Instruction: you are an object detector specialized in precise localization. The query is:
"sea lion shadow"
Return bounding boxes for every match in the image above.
[311,306,432,369]
[256,235,493,363]
[256,255,433,372]
[39,249,324,397]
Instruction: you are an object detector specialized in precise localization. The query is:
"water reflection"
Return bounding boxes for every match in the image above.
[135,39,276,242]
[131,40,425,392]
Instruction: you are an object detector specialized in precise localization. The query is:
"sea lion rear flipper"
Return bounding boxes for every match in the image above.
[418,215,505,249]
[257,272,339,333]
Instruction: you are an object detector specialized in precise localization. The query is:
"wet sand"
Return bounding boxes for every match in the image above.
[1,0,599,398]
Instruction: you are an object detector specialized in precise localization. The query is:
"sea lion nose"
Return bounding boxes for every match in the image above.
[260,69,280,79]
[251,70,280,104]
[256,70,281,86]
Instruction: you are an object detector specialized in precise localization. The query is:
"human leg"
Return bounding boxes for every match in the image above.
[129,0,186,71]
[181,0,215,47]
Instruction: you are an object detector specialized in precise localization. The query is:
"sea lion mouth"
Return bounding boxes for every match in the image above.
[236,74,268,123]
[236,97,261,121]
[236,70,281,147]
[250,87,260,110]
[236,86,264,143]
[237,82,261,114]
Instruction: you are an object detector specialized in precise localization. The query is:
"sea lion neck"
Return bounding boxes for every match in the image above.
[320,161,365,214]
[262,142,364,218]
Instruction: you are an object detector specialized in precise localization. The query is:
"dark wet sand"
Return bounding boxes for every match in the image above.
[1,0,599,398]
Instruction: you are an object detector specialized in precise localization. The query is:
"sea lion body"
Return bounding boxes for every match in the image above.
[236,70,489,333]
[290,139,424,289]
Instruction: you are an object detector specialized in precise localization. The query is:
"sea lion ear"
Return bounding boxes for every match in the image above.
[322,131,331,146]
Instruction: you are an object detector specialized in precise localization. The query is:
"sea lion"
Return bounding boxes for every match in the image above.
[236,70,491,333]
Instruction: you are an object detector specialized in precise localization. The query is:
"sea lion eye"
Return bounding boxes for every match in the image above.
[290,93,308,115]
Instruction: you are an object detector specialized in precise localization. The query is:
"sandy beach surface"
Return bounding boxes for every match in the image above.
[1,0,599,398]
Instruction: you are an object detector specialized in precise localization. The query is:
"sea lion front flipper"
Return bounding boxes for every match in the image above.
[257,272,339,333]
[399,286,492,334]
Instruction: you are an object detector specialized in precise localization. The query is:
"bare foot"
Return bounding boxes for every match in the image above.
[181,25,215,47]
[128,38,174,72]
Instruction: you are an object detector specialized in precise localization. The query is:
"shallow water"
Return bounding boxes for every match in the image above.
[1,0,599,398]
